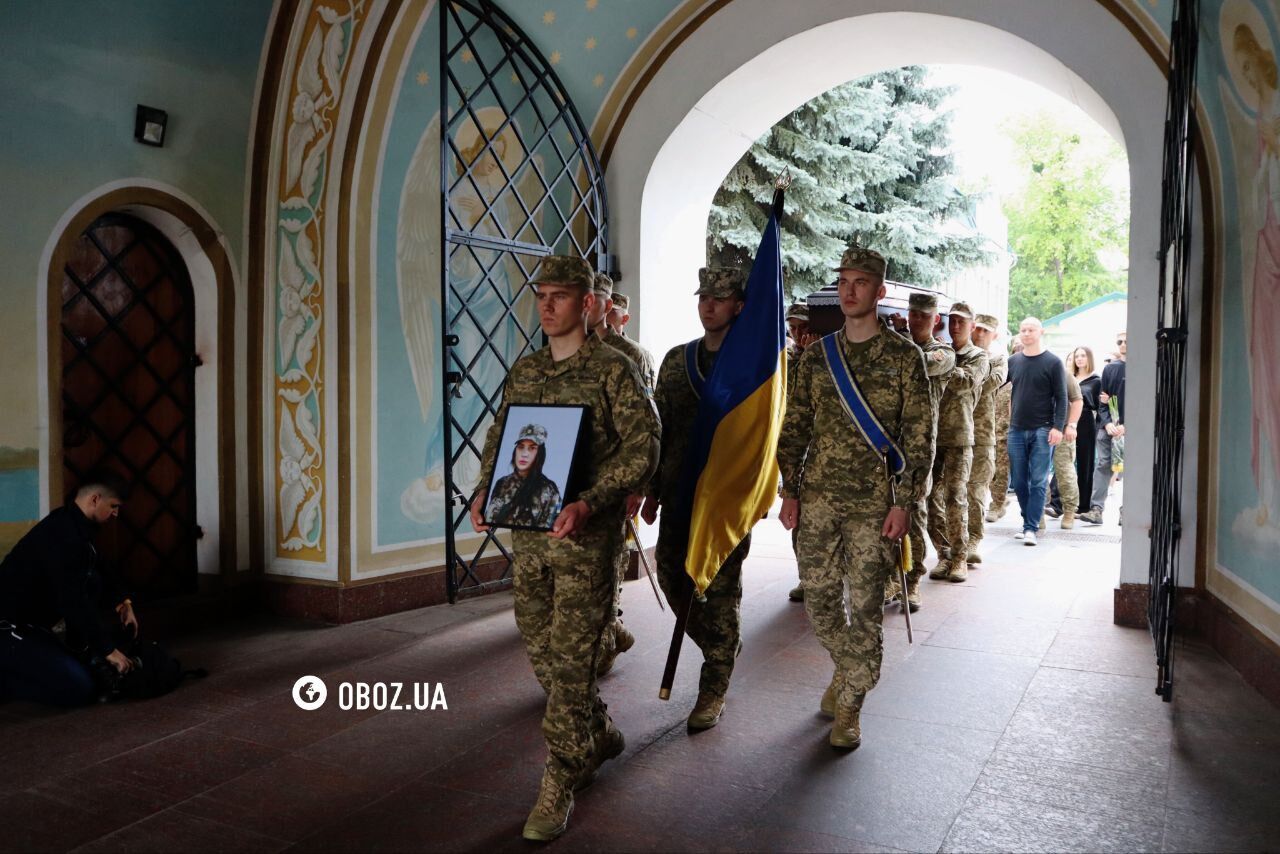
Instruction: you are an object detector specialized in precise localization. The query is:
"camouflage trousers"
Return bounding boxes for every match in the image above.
[1052,440,1079,513]
[988,432,1011,512]
[655,524,748,698]
[603,519,633,640]
[512,524,619,786]
[908,465,935,581]
[928,446,974,562]
[967,445,997,553]
[796,498,891,706]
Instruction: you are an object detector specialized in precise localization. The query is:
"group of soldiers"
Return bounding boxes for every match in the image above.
[469,245,1010,842]
[784,290,1015,610]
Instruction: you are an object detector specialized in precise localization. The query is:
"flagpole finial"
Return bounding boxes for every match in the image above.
[774,168,792,190]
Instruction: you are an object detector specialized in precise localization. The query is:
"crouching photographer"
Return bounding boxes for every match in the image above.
[0,471,138,707]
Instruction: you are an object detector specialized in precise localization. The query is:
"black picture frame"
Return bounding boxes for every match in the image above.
[482,403,589,532]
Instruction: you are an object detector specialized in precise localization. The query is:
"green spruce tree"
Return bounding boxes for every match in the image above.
[707,66,989,298]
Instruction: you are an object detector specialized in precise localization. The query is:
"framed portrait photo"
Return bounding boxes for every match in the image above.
[483,404,588,532]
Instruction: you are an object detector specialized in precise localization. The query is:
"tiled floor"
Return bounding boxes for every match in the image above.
[2,502,1278,853]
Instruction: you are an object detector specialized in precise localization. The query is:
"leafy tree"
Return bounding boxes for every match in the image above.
[706,66,990,298]
[1003,111,1129,331]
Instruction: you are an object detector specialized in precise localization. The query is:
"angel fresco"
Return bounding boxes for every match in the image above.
[1223,0,1280,544]
[396,106,542,530]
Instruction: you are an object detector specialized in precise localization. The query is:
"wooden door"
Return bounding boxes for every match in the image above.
[60,213,198,598]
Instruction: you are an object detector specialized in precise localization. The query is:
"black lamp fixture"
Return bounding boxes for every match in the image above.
[134,105,167,147]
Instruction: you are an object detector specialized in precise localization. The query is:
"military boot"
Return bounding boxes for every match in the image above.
[788,583,804,602]
[946,560,968,583]
[595,620,635,677]
[830,695,863,749]
[985,506,1005,523]
[905,576,922,612]
[523,772,574,842]
[1060,511,1076,530]
[820,675,837,716]
[883,578,902,607]
[574,720,626,791]
[928,561,950,580]
[687,692,725,730]
[966,551,983,565]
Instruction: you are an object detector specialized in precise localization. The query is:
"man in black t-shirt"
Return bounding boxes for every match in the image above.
[1005,318,1068,545]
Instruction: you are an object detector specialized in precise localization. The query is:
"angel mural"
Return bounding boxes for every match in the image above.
[397,106,542,529]
[1223,0,1280,544]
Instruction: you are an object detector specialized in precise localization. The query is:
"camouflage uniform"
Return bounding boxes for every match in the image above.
[927,303,990,578]
[602,328,655,390]
[778,250,932,711]
[488,474,562,529]
[987,380,1014,517]
[650,329,748,699]
[478,257,660,789]
[1050,372,1083,520]
[966,317,1008,560]
[784,302,810,601]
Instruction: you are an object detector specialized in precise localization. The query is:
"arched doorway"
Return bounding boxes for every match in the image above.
[60,212,198,598]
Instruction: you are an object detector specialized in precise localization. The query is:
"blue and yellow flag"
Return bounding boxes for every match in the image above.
[679,191,787,595]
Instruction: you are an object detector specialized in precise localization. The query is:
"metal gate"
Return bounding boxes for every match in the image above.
[1148,0,1200,701]
[438,0,609,601]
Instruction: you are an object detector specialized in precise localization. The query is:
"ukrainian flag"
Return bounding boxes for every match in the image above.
[679,190,787,596]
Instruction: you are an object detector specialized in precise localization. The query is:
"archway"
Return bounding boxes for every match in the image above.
[38,184,239,580]
[608,3,1211,599]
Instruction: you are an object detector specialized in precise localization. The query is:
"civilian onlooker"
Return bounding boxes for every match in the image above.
[1069,347,1100,513]
[1081,332,1126,524]
[1005,318,1068,545]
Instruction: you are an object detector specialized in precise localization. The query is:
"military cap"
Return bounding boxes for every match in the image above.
[516,423,548,446]
[908,292,939,312]
[695,266,747,298]
[974,313,999,331]
[592,271,614,298]
[832,245,887,278]
[530,255,594,291]
[786,302,809,321]
[948,301,975,320]
[611,292,630,310]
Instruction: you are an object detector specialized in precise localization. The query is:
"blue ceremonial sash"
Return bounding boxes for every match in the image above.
[820,333,906,477]
[684,340,706,399]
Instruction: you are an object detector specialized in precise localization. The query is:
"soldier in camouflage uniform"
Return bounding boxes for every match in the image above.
[588,273,655,677]
[640,266,751,731]
[778,246,932,749]
[487,423,563,528]
[965,314,1008,563]
[986,339,1021,522]
[471,255,660,842]
[1046,371,1084,529]
[606,291,631,335]
[885,292,954,610]
[784,301,812,603]
[927,302,990,583]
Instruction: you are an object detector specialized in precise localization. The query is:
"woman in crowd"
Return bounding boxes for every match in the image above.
[1068,345,1101,515]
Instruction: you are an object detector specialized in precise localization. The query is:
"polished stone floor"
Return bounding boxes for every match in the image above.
[2,503,1278,853]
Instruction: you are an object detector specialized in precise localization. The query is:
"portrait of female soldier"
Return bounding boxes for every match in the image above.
[487,423,563,529]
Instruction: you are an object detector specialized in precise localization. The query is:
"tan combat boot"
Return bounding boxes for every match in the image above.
[966,550,982,565]
[595,620,635,677]
[905,576,922,612]
[788,583,804,602]
[830,696,863,749]
[928,561,950,580]
[687,692,726,730]
[1060,511,1076,530]
[523,772,574,842]
[820,675,837,716]
[574,720,626,791]
[946,560,968,583]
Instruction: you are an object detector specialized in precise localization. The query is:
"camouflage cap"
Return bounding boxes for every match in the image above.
[949,301,975,320]
[908,292,939,312]
[695,266,747,298]
[530,255,594,291]
[592,271,614,298]
[610,292,630,310]
[974,313,999,331]
[832,245,887,277]
[786,302,809,321]
[516,423,548,446]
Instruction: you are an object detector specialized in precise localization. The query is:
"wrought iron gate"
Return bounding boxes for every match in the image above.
[438,0,609,601]
[1148,0,1200,701]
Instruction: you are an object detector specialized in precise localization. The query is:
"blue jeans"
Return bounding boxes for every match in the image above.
[0,622,95,707]
[1008,427,1055,534]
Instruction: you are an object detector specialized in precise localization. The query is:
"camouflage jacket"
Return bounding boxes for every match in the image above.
[479,334,660,532]
[973,351,1009,446]
[886,327,953,415]
[487,471,562,529]
[785,341,803,398]
[994,381,1013,437]
[936,341,990,448]
[778,328,933,510]
[602,328,656,389]
[648,338,718,506]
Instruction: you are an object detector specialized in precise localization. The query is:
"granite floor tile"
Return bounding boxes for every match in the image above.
[70,809,287,853]
[941,789,1163,853]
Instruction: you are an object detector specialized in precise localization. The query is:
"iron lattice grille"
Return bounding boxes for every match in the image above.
[60,213,198,599]
[439,0,609,600]
[1148,0,1200,701]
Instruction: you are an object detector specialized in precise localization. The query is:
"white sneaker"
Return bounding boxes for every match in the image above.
[1024,531,1038,546]
[1014,531,1025,540]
